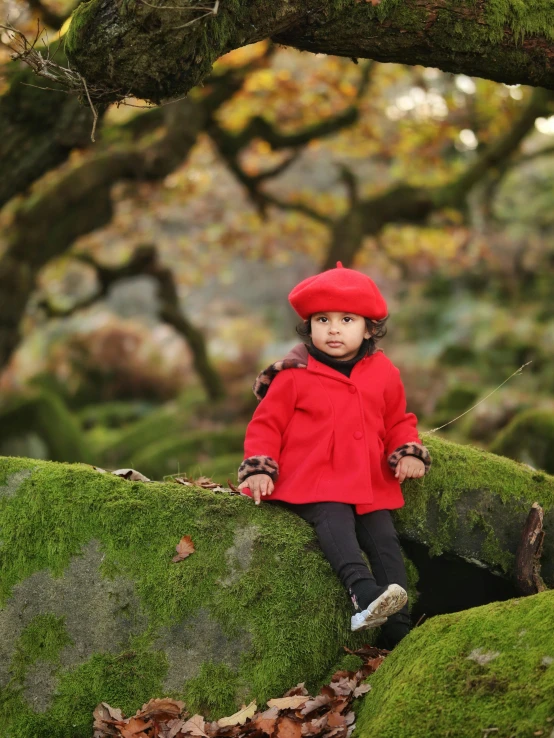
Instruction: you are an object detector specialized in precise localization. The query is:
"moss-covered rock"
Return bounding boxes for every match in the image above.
[0,391,87,463]
[395,433,554,582]
[0,455,375,737]
[489,409,554,475]
[356,590,554,738]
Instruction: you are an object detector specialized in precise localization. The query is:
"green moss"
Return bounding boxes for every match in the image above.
[181,662,242,717]
[490,409,554,474]
[10,614,72,682]
[356,590,554,738]
[372,0,554,42]
[0,455,373,736]
[394,432,554,575]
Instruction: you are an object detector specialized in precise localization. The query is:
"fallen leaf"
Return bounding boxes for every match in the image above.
[139,697,185,720]
[217,701,257,727]
[174,477,194,486]
[172,535,195,562]
[327,713,346,729]
[300,694,332,716]
[182,714,209,736]
[120,718,152,738]
[267,697,309,710]
[112,468,151,482]
[276,717,302,738]
[301,715,328,735]
[252,707,279,734]
[353,683,371,698]
[167,719,186,738]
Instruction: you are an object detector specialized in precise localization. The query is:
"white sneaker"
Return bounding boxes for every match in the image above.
[350,584,408,632]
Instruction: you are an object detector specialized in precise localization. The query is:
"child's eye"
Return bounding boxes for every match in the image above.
[343,317,353,323]
[316,316,328,323]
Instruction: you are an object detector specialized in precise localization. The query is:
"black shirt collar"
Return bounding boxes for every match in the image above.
[306,338,372,378]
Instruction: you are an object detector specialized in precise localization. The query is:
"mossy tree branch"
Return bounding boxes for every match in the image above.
[63,0,554,105]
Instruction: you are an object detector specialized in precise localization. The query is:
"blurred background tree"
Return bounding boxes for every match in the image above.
[1,0,554,480]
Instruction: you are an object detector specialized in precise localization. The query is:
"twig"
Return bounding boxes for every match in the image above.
[414,613,427,628]
[428,361,532,433]
[174,1,219,29]
[80,73,98,142]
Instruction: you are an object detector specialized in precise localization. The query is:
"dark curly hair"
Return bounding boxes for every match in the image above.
[296,315,388,355]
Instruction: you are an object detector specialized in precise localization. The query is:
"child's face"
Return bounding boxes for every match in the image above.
[310,312,371,361]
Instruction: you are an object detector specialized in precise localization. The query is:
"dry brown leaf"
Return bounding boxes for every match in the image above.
[299,693,332,716]
[174,477,194,486]
[217,701,257,728]
[275,717,302,738]
[139,697,185,720]
[167,719,187,738]
[353,683,371,698]
[329,677,356,697]
[252,707,280,736]
[301,715,328,735]
[112,468,151,482]
[181,714,209,737]
[344,712,355,726]
[267,697,309,710]
[120,717,152,738]
[327,713,346,729]
[172,535,195,562]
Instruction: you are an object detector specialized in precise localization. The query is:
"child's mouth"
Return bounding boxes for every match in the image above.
[327,342,343,347]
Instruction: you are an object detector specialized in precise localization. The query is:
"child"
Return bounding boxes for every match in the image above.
[237,262,431,648]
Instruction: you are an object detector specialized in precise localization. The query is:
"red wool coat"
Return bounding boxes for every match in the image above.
[239,346,430,514]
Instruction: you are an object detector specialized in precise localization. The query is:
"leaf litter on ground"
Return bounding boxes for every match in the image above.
[93,645,388,738]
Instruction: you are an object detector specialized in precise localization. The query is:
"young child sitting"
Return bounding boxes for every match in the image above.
[237,262,431,648]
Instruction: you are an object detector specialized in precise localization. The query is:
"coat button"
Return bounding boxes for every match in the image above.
[348,386,356,394]
[353,431,363,440]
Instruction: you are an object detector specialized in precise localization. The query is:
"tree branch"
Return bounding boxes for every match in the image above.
[63,0,554,104]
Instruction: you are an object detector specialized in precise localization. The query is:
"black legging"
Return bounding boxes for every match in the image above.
[278,501,410,621]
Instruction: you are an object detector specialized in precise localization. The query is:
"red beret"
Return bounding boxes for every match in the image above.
[288,262,388,320]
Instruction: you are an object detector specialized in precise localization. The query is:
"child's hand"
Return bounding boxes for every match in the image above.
[237,474,274,505]
[395,456,425,483]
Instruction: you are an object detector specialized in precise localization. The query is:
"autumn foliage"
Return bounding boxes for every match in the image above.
[93,646,386,738]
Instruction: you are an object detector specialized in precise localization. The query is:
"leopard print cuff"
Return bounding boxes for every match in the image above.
[238,455,279,483]
[388,442,431,473]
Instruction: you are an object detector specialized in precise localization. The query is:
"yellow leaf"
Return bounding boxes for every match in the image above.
[217,701,257,727]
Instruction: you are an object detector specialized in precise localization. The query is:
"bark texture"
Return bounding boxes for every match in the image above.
[64,0,554,103]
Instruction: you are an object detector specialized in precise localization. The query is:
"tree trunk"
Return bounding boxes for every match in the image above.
[64,0,554,104]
